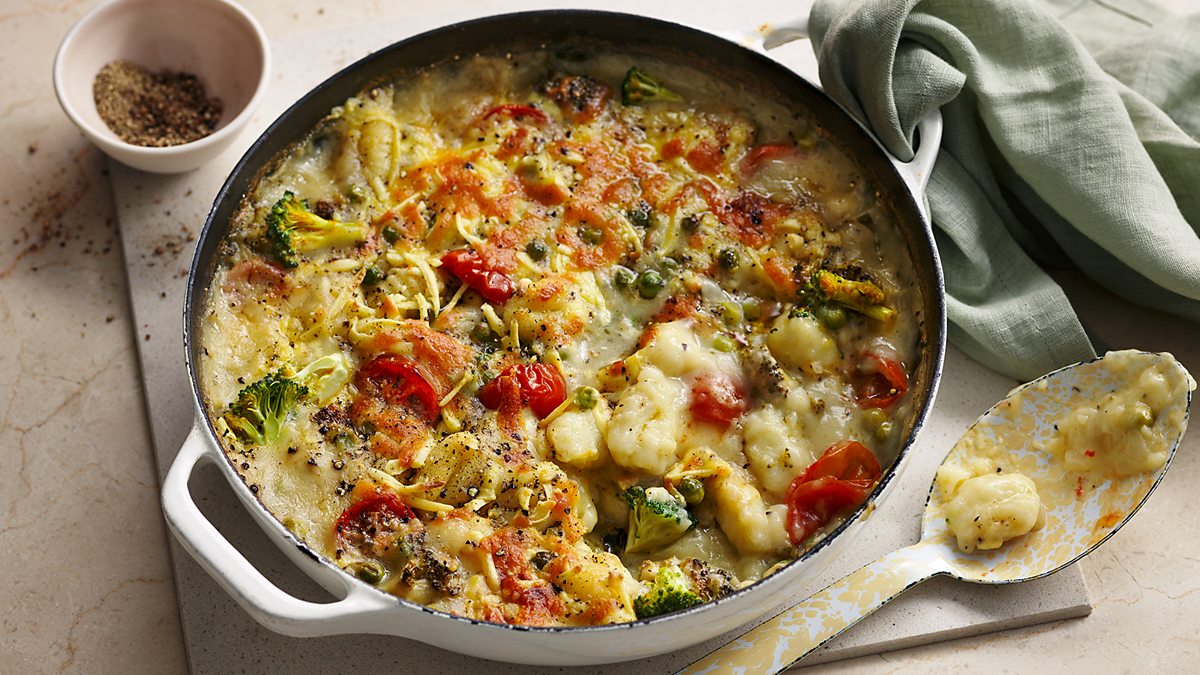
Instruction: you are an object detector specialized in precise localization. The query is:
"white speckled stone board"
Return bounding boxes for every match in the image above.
[111,2,1091,672]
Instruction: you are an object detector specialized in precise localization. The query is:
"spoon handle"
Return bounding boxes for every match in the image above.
[680,544,947,674]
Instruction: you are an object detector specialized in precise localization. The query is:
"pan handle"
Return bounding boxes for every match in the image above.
[759,15,811,50]
[753,14,943,203]
[905,111,942,197]
[161,424,396,637]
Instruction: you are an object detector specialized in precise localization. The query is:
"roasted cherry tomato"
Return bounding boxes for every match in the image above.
[361,356,440,419]
[740,143,801,174]
[441,249,517,305]
[482,104,549,123]
[855,350,909,409]
[334,489,416,556]
[785,441,881,545]
[689,372,749,428]
[479,363,567,418]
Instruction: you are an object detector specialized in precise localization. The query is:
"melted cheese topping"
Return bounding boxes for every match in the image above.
[199,52,920,626]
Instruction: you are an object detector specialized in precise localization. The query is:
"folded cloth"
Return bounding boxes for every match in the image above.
[808,0,1200,380]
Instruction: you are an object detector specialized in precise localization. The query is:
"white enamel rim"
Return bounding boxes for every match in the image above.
[160,12,945,665]
[52,0,272,174]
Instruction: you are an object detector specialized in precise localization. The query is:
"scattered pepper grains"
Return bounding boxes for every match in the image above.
[93,60,223,147]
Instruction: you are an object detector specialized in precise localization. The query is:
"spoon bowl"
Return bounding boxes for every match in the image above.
[684,351,1192,674]
[925,350,1192,584]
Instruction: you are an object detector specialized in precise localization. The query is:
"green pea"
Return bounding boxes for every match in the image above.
[1129,403,1154,427]
[573,386,600,410]
[580,225,604,244]
[720,302,742,326]
[676,477,705,506]
[361,266,385,286]
[681,213,702,232]
[741,301,762,322]
[612,266,636,289]
[627,202,652,229]
[875,421,894,442]
[525,239,548,261]
[356,420,376,439]
[862,407,888,431]
[347,184,367,203]
[717,248,739,270]
[814,303,847,329]
[381,226,400,244]
[660,257,681,272]
[471,323,500,348]
[712,334,736,352]
[637,269,666,299]
[348,560,386,585]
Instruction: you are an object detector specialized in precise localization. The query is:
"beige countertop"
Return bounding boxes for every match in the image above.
[2,0,1198,673]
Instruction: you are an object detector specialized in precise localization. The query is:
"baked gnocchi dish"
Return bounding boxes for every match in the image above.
[198,51,920,625]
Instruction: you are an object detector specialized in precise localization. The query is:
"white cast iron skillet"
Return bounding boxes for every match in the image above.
[161,10,944,666]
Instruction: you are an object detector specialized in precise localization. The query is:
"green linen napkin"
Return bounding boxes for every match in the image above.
[808,0,1200,380]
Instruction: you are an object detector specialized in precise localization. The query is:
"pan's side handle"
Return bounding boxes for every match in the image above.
[760,15,811,50]
[907,110,943,197]
[161,424,395,637]
[754,11,943,207]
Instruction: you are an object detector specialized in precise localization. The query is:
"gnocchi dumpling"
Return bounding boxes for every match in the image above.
[546,403,611,469]
[767,312,840,375]
[710,460,791,556]
[742,405,816,497]
[1047,367,1173,476]
[943,472,1043,553]
[638,320,732,378]
[411,432,497,507]
[607,366,686,475]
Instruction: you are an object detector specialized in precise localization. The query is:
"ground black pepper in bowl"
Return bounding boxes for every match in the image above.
[93,60,223,147]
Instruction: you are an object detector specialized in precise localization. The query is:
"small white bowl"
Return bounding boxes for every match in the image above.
[54,0,271,174]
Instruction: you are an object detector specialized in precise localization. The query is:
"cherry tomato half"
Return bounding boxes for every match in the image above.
[361,356,441,420]
[690,372,749,428]
[479,363,567,419]
[441,249,517,305]
[740,143,801,174]
[855,350,909,409]
[334,489,416,552]
[785,440,882,546]
[482,104,549,123]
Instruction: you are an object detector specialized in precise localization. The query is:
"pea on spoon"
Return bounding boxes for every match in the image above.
[683,350,1194,675]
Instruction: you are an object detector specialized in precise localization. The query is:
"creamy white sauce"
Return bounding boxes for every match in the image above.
[1046,353,1189,476]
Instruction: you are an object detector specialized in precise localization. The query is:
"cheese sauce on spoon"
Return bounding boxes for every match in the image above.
[684,350,1194,674]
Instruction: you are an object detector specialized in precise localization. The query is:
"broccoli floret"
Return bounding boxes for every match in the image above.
[290,352,353,405]
[222,371,308,446]
[265,191,368,268]
[681,558,736,602]
[624,486,694,554]
[633,563,703,619]
[800,269,896,325]
[621,67,683,105]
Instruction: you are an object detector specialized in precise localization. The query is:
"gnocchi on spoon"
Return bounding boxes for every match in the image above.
[684,350,1193,674]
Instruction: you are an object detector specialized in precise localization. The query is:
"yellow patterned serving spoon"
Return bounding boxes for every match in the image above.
[683,350,1193,674]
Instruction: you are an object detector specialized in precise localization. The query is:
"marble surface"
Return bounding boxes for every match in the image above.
[2,0,1198,673]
